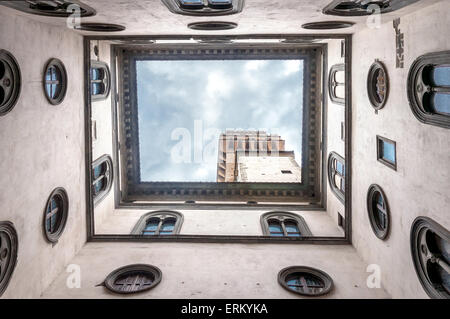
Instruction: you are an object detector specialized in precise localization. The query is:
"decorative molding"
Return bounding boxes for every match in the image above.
[118,45,321,202]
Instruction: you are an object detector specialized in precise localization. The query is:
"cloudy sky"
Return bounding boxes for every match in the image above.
[136,59,304,182]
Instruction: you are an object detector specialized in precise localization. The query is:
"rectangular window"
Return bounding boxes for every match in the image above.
[377,135,397,170]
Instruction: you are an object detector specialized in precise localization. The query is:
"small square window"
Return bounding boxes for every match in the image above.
[377,135,397,170]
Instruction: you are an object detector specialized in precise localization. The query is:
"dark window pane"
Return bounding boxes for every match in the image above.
[285,221,300,236]
[161,219,175,233]
[94,179,105,194]
[178,0,204,9]
[91,68,101,80]
[93,164,102,179]
[92,82,104,95]
[144,219,160,232]
[432,66,450,86]
[208,0,232,8]
[268,220,283,236]
[45,68,52,81]
[45,83,52,97]
[433,93,450,115]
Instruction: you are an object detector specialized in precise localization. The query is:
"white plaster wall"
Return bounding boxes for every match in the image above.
[326,39,346,227]
[96,208,343,237]
[90,40,115,231]
[42,242,389,299]
[351,2,450,299]
[0,10,86,298]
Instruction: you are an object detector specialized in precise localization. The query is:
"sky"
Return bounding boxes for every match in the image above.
[136,59,304,182]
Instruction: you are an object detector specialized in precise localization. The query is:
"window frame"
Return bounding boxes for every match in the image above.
[323,0,421,16]
[261,211,312,237]
[407,50,450,129]
[0,221,18,297]
[327,151,345,204]
[92,154,113,206]
[376,135,397,171]
[131,210,184,235]
[43,58,68,105]
[410,216,449,299]
[278,266,334,296]
[83,34,353,245]
[367,59,389,111]
[0,49,21,116]
[90,60,111,102]
[366,184,390,240]
[161,0,244,16]
[103,264,162,294]
[116,43,322,204]
[42,187,69,243]
[328,63,345,105]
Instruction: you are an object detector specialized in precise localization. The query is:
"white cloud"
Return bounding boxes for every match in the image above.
[283,60,302,76]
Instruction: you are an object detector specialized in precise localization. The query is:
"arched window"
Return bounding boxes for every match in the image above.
[410,217,449,299]
[328,63,345,105]
[327,152,345,203]
[92,155,113,205]
[90,60,110,101]
[131,211,183,235]
[407,51,450,129]
[261,212,312,237]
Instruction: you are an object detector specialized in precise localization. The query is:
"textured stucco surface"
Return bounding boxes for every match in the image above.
[351,1,450,299]
[95,208,344,236]
[42,242,389,298]
[0,10,86,298]
[0,0,443,36]
[325,38,346,226]
[0,0,448,299]
[90,40,116,230]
